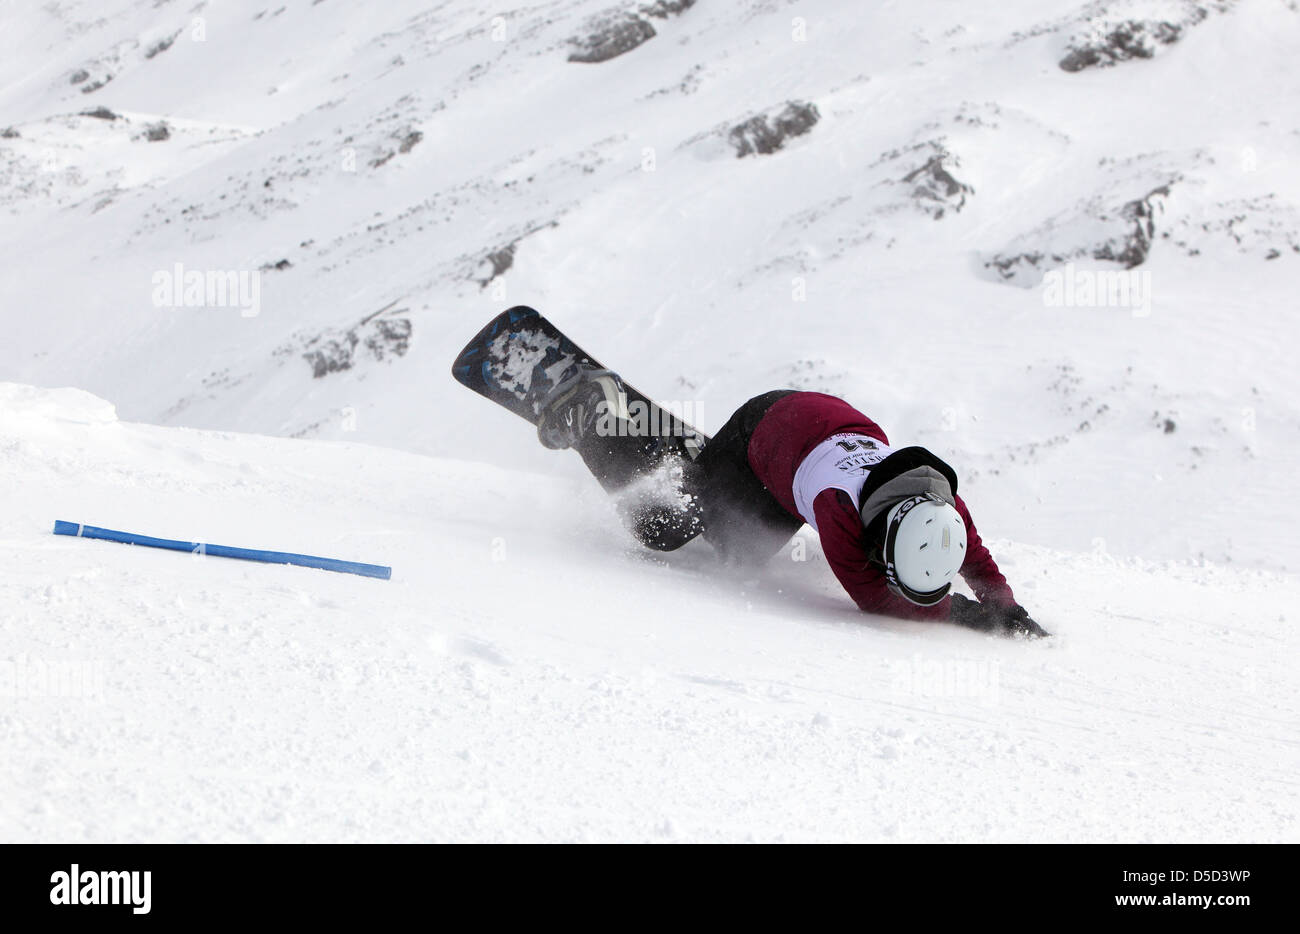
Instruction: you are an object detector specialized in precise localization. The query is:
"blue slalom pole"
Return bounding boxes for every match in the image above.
[53,520,392,580]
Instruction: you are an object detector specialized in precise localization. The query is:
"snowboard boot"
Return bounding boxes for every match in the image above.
[536,365,627,450]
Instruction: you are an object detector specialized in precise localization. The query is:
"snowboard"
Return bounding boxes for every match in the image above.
[452,306,707,450]
[451,305,709,492]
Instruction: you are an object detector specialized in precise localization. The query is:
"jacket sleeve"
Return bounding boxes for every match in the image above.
[953,494,1016,607]
[812,489,950,621]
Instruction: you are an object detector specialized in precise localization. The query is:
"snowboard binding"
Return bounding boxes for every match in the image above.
[536,365,627,450]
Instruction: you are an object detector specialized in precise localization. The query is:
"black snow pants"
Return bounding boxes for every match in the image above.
[573,388,804,563]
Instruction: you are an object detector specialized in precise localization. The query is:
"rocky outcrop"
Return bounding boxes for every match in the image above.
[872,139,975,219]
[567,1,695,63]
[299,307,413,379]
[568,12,657,63]
[903,151,973,219]
[477,244,516,286]
[398,130,423,154]
[983,184,1173,286]
[144,33,179,60]
[641,0,697,17]
[1059,3,1213,72]
[728,101,820,157]
[370,129,424,168]
[1092,185,1169,267]
[80,75,113,94]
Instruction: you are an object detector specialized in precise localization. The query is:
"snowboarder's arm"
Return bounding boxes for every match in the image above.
[952,494,1016,608]
[812,490,950,621]
[949,499,1048,635]
[950,593,1050,638]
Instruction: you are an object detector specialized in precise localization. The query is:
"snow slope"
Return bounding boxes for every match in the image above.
[2,384,1296,842]
[2,0,1299,841]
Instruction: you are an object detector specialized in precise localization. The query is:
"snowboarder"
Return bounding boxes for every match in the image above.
[536,366,1048,638]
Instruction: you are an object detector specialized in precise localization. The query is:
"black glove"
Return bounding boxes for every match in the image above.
[949,594,1051,639]
[948,593,1001,632]
[996,603,1051,639]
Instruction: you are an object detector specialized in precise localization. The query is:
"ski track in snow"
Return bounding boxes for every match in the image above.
[1,386,1295,842]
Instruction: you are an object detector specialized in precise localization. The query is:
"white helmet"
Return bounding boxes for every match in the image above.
[883,493,967,606]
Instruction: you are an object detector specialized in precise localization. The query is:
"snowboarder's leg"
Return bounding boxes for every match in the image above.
[538,364,704,550]
[616,471,704,551]
[577,435,705,552]
[536,370,802,558]
[688,390,805,564]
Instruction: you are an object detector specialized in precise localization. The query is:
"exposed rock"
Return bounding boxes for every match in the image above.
[568,11,656,63]
[69,69,90,85]
[1059,4,1210,72]
[260,258,293,272]
[984,251,1048,284]
[300,308,412,379]
[1092,185,1169,267]
[80,75,113,94]
[367,318,412,360]
[80,106,120,121]
[143,122,171,142]
[640,0,697,17]
[646,62,704,98]
[983,184,1172,286]
[903,150,973,219]
[303,334,360,379]
[478,244,516,286]
[145,33,179,59]
[0,127,18,139]
[371,129,424,167]
[728,101,820,157]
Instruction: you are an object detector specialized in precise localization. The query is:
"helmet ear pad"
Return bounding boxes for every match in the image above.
[882,495,967,606]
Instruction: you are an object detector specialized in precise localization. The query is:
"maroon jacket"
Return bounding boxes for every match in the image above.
[746,392,1015,620]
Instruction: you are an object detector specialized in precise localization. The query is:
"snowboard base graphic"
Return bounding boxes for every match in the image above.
[451,305,709,472]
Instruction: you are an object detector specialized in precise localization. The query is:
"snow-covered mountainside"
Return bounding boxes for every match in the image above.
[1,0,1298,841]
[3,0,1298,566]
